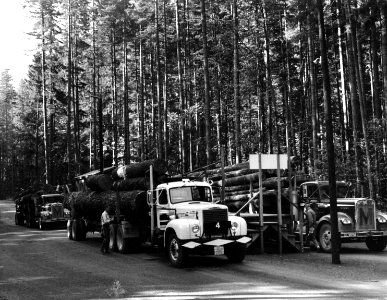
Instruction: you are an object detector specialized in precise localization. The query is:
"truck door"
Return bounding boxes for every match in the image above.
[156,189,170,230]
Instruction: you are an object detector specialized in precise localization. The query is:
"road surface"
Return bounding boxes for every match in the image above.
[1,199,386,299]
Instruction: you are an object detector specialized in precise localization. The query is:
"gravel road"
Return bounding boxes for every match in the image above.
[1,199,386,299]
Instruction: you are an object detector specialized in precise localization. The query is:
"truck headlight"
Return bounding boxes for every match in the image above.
[192,224,200,234]
[340,217,351,225]
[377,215,387,223]
[231,222,239,232]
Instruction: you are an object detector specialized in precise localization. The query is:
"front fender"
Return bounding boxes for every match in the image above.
[317,213,355,233]
[228,215,248,236]
[316,214,330,235]
[376,210,387,231]
[165,218,200,240]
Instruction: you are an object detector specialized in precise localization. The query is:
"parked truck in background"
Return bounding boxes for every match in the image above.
[299,180,387,252]
[68,165,251,267]
[15,193,70,230]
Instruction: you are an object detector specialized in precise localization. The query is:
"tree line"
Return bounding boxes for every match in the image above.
[0,0,387,201]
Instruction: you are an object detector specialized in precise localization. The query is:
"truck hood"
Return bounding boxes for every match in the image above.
[173,201,227,215]
[336,198,371,205]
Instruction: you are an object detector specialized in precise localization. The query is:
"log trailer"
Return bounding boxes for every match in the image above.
[67,166,251,267]
[299,180,387,252]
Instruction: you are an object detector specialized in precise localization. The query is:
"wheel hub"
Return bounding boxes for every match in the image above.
[322,230,331,246]
[170,239,179,261]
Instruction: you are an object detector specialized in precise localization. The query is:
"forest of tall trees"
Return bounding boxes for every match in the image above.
[0,0,387,201]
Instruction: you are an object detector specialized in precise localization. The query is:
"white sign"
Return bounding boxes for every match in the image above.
[249,154,288,170]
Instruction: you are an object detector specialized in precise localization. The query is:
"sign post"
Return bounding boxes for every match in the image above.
[258,154,264,254]
[250,154,288,256]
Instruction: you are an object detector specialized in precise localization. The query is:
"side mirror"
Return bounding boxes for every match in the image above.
[302,185,308,199]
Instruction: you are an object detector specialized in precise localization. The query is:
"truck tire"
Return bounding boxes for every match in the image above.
[116,226,129,253]
[225,243,246,263]
[318,223,332,253]
[167,233,187,268]
[67,220,73,240]
[366,237,387,252]
[15,214,22,226]
[109,224,118,252]
[38,217,45,230]
[26,215,35,228]
[72,219,86,241]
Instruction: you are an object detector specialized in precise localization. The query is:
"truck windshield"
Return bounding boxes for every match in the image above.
[43,196,64,204]
[169,186,212,204]
[319,184,349,199]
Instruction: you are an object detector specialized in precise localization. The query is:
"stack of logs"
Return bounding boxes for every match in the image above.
[69,159,168,221]
[186,162,291,213]
[80,158,168,193]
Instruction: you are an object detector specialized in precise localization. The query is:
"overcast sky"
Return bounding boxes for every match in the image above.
[0,0,37,86]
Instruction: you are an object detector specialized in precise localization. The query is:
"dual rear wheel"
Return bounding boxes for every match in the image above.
[68,219,86,241]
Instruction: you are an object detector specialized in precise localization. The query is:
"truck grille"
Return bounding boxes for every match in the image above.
[202,208,229,236]
[203,208,228,224]
[51,204,64,219]
[355,200,376,231]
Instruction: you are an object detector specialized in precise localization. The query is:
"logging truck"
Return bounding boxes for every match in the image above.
[15,193,70,229]
[67,165,251,267]
[299,181,387,252]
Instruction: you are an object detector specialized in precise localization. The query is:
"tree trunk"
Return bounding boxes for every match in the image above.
[111,26,118,167]
[41,6,49,184]
[67,0,72,180]
[233,0,241,163]
[354,4,373,198]
[307,12,318,178]
[344,0,363,195]
[92,0,98,171]
[155,0,163,159]
[380,1,387,153]
[316,0,340,264]
[123,24,130,164]
[139,25,145,161]
[336,0,350,174]
[201,0,212,166]
[261,0,273,153]
[175,0,185,172]
[163,0,169,162]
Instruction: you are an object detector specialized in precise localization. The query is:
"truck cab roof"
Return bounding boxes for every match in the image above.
[157,179,211,190]
[41,194,64,198]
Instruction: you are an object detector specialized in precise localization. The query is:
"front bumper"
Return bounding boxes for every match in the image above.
[341,230,387,239]
[42,218,69,223]
[181,236,252,255]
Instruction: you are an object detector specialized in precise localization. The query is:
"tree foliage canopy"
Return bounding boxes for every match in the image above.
[1,0,387,201]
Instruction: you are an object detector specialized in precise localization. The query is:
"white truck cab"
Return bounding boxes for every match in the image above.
[152,179,251,267]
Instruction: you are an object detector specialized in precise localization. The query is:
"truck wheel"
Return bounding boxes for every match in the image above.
[67,220,73,240]
[318,223,332,253]
[366,237,387,252]
[109,224,118,252]
[167,234,187,268]
[72,219,86,241]
[38,218,45,230]
[26,216,35,228]
[225,243,246,263]
[116,226,129,253]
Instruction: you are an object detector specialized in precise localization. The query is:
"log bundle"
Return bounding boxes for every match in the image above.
[69,190,148,225]
[111,158,168,180]
[207,162,291,213]
[81,158,168,193]
[70,159,168,224]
